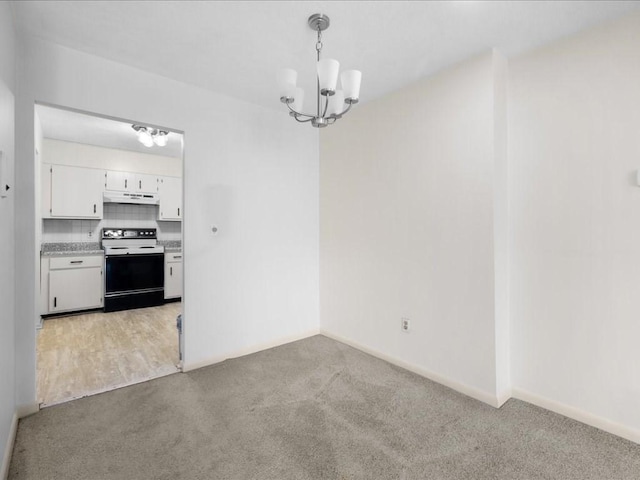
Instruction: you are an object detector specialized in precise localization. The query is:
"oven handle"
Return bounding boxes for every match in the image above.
[105,253,165,260]
[105,287,164,298]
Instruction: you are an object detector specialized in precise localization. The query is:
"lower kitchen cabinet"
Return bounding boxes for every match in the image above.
[41,255,104,315]
[165,252,183,299]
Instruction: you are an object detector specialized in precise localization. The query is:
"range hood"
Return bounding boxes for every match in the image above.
[103,191,160,205]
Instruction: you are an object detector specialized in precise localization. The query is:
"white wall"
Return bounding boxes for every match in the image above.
[492,52,510,401]
[0,2,14,94]
[0,2,16,476]
[34,111,43,258]
[320,51,509,406]
[510,13,640,441]
[41,138,182,177]
[14,36,320,409]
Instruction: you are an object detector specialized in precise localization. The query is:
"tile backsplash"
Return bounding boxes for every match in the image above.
[42,204,181,243]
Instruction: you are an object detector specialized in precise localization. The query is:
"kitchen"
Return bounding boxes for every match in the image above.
[36,104,183,407]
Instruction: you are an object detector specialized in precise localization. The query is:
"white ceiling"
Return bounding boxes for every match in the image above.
[36,104,184,158]
[12,1,640,113]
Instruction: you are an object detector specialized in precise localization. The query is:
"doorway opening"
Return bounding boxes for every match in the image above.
[35,103,185,407]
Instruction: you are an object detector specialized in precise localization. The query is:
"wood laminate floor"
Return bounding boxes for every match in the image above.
[37,302,182,407]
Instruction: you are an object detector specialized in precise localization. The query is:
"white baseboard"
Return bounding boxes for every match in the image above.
[1,412,18,480]
[15,403,38,419]
[320,329,504,408]
[496,387,512,408]
[512,387,640,445]
[183,328,321,373]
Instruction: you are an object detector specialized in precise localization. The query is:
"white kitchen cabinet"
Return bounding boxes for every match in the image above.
[134,173,158,193]
[41,163,52,219]
[42,255,104,314]
[105,170,131,192]
[49,164,104,218]
[105,171,158,193]
[158,176,182,221]
[164,252,183,299]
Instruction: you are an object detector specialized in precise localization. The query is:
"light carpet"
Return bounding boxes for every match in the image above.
[9,335,640,479]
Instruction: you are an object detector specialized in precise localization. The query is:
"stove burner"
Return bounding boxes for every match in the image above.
[101,228,163,255]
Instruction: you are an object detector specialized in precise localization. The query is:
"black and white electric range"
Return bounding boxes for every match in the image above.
[102,228,165,312]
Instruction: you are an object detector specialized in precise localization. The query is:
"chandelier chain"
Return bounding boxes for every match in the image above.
[315,28,323,55]
[316,27,322,117]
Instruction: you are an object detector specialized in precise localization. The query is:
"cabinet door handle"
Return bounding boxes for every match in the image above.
[70,260,83,264]
[93,204,97,214]
[174,255,182,259]
[170,266,173,276]
[177,207,180,217]
[125,179,127,189]
[139,180,142,189]
[54,297,57,308]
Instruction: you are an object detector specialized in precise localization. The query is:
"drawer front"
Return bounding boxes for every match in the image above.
[167,252,183,263]
[49,255,103,270]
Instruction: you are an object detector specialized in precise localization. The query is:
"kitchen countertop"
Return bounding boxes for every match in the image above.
[42,241,182,256]
[159,240,181,252]
[41,242,103,256]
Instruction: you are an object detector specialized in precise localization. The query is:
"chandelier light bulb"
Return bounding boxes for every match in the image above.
[317,58,340,95]
[291,87,305,113]
[341,70,362,103]
[153,131,169,147]
[327,90,345,117]
[137,128,154,147]
[278,68,298,100]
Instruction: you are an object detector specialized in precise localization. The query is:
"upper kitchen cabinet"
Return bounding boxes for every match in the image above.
[45,164,104,219]
[104,170,130,192]
[105,170,158,193]
[158,176,182,221]
[135,173,158,193]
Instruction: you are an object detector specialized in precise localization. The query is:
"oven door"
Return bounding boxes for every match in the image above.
[105,253,164,295]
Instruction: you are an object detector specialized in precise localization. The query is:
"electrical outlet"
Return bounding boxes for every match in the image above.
[401,318,410,332]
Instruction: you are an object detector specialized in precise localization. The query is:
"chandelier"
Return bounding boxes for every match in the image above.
[278,14,361,128]
[131,124,169,147]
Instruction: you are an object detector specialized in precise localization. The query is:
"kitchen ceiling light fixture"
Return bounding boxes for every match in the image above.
[132,125,169,147]
[278,14,361,128]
